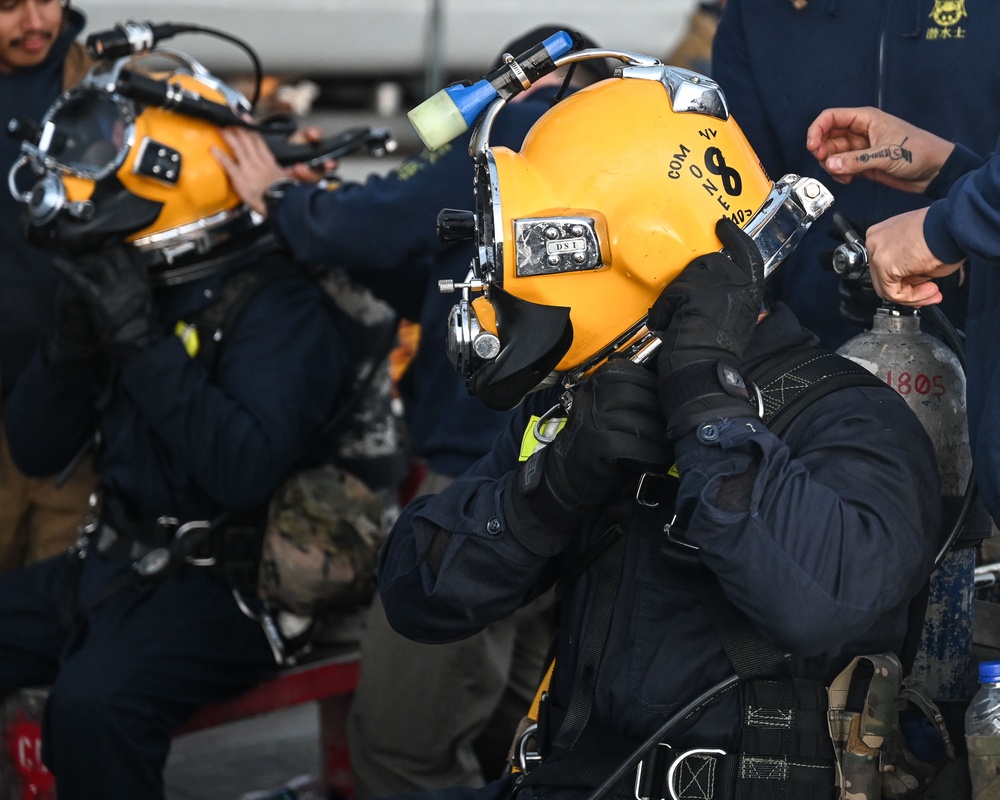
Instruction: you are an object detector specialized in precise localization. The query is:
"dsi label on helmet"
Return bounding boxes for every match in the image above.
[513,217,603,276]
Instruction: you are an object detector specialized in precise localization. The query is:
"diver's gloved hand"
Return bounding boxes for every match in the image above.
[505,359,670,554]
[54,247,159,360]
[42,279,101,368]
[648,217,763,440]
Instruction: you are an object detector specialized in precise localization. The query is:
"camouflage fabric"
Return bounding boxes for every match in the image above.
[829,653,903,799]
[316,268,405,491]
[884,678,955,799]
[827,654,953,800]
[965,732,1000,800]
[257,464,385,616]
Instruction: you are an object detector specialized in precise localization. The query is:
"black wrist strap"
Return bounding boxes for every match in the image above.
[659,358,748,411]
[507,450,587,552]
[660,359,753,438]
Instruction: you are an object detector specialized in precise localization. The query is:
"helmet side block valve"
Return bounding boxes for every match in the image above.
[437,208,477,243]
[830,213,870,282]
[133,138,182,185]
[513,216,603,276]
[446,298,500,375]
[438,276,487,295]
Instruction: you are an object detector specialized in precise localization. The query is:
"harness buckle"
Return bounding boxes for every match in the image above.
[634,745,726,800]
[634,743,672,800]
[175,519,216,566]
[636,473,669,508]
[514,722,543,773]
[665,748,725,800]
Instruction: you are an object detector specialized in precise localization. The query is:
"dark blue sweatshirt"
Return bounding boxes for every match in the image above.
[4,250,355,525]
[270,89,561,477]
[923,141,1000,528]
[713,0,1000,347]
[378,303,939,754]
[0,9,87,400]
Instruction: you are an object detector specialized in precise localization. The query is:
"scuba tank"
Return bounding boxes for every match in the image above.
[832,217,988,702]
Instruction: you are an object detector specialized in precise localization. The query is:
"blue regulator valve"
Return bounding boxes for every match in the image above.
[408,30,574,151]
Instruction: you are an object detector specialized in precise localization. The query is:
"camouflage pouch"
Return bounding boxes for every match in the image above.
[827,653,955,800]
[965,732,1000,800]
[256,464,386,617]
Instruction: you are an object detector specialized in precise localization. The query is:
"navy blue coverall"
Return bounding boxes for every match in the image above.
[0,245,358,800]
[377,303,941,800]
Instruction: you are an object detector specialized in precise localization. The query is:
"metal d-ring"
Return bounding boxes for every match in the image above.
[533,402,566,445]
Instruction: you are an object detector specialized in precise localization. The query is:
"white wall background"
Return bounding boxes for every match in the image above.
[79,0,701,80]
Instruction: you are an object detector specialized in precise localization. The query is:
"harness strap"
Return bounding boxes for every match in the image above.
[694,572,791,682]
[525,697,835,800]
[552,524,627,750]
[749,348,886,437]
[662,347,873,686]
[69,513,224,620]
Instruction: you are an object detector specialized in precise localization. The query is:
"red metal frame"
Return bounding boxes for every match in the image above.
[176,650,360,797]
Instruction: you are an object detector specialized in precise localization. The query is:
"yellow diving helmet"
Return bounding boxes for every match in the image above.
[8,49,255,275]
[436,48,833,410]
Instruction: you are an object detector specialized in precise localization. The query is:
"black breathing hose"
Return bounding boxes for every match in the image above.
[86,21,264,110]
[918,302,978,568]
[580,674,741,800]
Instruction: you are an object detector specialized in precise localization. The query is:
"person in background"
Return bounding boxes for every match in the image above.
[664,0,726,75]
[806,103,1000,533]
[0,59,370,799]
[215,26,612,797]
[0,0,97,571]
[712,0,1000,348]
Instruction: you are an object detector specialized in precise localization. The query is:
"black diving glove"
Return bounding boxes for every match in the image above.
[506,358,670,553]
[648,217,764,440]
[43,278,101,368]
[54,247,159,360]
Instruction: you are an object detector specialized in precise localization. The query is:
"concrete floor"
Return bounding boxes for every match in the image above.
[165,703,324,800]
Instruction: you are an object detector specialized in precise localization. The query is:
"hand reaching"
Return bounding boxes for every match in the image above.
[213,128,287,216]
[806,106,954,193]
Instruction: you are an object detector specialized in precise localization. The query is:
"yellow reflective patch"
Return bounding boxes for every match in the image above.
[174,321,200,358]
[668,463,679,478]
[519,415,567,462]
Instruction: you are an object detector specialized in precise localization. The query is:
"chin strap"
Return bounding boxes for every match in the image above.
[142,230,280,288]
